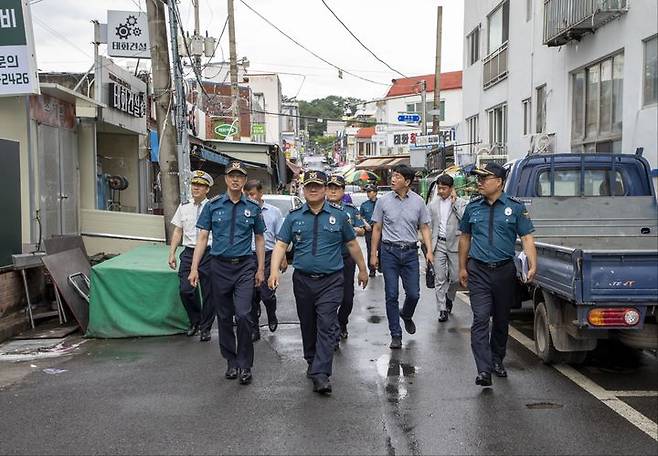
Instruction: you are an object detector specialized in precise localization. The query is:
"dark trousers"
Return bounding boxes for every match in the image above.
[251,251,276,331]
[292,270,343,377]
[381,244,420,338]
[337,255,356,328]
[211,256,256,369]
[467,258,516,373]
[364,230,382,273]
[178,247,215,331]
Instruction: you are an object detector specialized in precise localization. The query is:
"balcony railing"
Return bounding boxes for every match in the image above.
[543,0,629,47]
[482,42,508,89]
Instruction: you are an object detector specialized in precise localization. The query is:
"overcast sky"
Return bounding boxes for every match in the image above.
[30,0,464,101]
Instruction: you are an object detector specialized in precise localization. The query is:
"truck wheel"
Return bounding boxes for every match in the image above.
[534,302,563,364]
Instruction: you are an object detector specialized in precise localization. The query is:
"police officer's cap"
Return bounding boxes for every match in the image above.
[226,160,248,176]
[472,162,507,179]
[304,170,327,186]
[190,170,214,187]
[327,174,346,187]
[364,184,377,192]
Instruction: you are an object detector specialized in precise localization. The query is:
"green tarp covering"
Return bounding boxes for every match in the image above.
[86,244,189,338]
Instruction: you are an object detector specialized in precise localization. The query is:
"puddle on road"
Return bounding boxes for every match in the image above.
[376,354,419,403]
[526,402,563,410]
[368,315,383,324]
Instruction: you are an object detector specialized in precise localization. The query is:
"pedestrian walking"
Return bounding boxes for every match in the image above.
[190,161,266,386]
[268,171,368,395]
[458,162,537,387]
[370,164,434,349]
[326,174,365,340]
[244,179,286,342]
[359,184,381,277]
[167,170,216,341]
[427,175,468,323]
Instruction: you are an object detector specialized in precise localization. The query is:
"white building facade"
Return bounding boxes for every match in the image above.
[460,0,657,170]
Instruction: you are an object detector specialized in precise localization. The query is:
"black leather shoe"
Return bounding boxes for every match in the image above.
[306,364,313,379]
[268,315,278,333]
[225,367,238,380]
[493,362,507,378]
[239,368,252,385]
[446,298,453,314]
[389,336,402,349]
[339,325,348,339]
[312,375,332,394]
[199,329,211,342]
[402,317,416,335]
[186,324,199,337]
[252,329,261,342]
[438,311,449,322]
[475,372,492,386]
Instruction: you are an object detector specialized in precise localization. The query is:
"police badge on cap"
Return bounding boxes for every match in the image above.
[304,170,327,186]
[191,170,214,187]
[227,161,248,176]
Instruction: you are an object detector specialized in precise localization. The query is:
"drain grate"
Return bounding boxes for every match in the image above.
[526,402,563,410]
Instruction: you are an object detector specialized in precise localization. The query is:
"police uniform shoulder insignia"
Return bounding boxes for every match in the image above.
[246,197,260,206]
[344,202,356,209]
[469,194,484,202]
[329,202,342,210]
[209,194,222,203]
[289,205,303,213]
[508,196,524,204]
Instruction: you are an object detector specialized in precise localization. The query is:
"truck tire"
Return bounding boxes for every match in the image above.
[534,302,563,364]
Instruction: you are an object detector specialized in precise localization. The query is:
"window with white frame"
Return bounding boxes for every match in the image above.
[536,85,546,133]
[467,26,480,65]
[467,115,479,154]
[406,100,445,122]
[487,104,507,152]
[487,1,509,54]
[522,98,532,135]
[644,35,658,106]
[571,53,624,153]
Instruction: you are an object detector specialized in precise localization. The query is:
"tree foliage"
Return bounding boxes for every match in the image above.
[298,95,364,138]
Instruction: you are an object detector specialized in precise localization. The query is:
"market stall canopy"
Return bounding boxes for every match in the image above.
[355,156,410,170]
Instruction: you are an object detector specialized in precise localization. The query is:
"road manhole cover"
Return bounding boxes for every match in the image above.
[526,402,563,410]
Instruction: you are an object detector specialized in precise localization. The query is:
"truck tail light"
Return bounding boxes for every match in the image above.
[588,308,640,327]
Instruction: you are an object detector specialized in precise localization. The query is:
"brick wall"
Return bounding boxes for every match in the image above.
[0,268,45,318]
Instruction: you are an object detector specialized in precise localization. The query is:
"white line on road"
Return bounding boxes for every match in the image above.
[508,325,658,442]
[456,293,658,442]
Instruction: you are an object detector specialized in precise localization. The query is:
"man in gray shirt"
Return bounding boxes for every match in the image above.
[371,164,434,349]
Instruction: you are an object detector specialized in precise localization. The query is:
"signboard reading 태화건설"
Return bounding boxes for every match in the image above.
[109,82,145,118]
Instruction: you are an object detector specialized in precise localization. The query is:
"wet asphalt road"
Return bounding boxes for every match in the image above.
[1,241,657,455]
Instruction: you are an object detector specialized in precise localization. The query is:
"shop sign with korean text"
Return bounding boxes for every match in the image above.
[107,10,150,59]
[0,0,39,96]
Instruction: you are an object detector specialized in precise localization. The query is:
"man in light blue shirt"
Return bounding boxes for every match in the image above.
[245,180,287,341]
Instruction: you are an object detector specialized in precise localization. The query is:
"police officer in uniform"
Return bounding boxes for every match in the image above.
[359,184,381,277]
[268,171,368,395]
[458,162,537,387]
[326,174,365,340]
[190,161,266,386]
[168,170,216,341]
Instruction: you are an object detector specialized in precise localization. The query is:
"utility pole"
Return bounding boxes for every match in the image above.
[420,79,428,136]
[146,0,179,242]
[192,0,202,75]
[432,5,443,136]
[168,2,192,203]
[227,0,240,139]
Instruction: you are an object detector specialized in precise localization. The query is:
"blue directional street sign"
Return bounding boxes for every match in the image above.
[397,113,421,123]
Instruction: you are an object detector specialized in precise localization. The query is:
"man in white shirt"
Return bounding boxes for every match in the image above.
[168,171,216,341]
[427,174,468,322]
[244,180,287,341]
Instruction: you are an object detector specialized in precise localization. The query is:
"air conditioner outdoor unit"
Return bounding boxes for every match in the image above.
[476,145,508,167]
[529,133,556,155]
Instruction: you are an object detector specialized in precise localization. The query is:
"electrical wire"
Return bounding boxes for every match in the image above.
[320,0,407,79]
[237,0,390,87]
